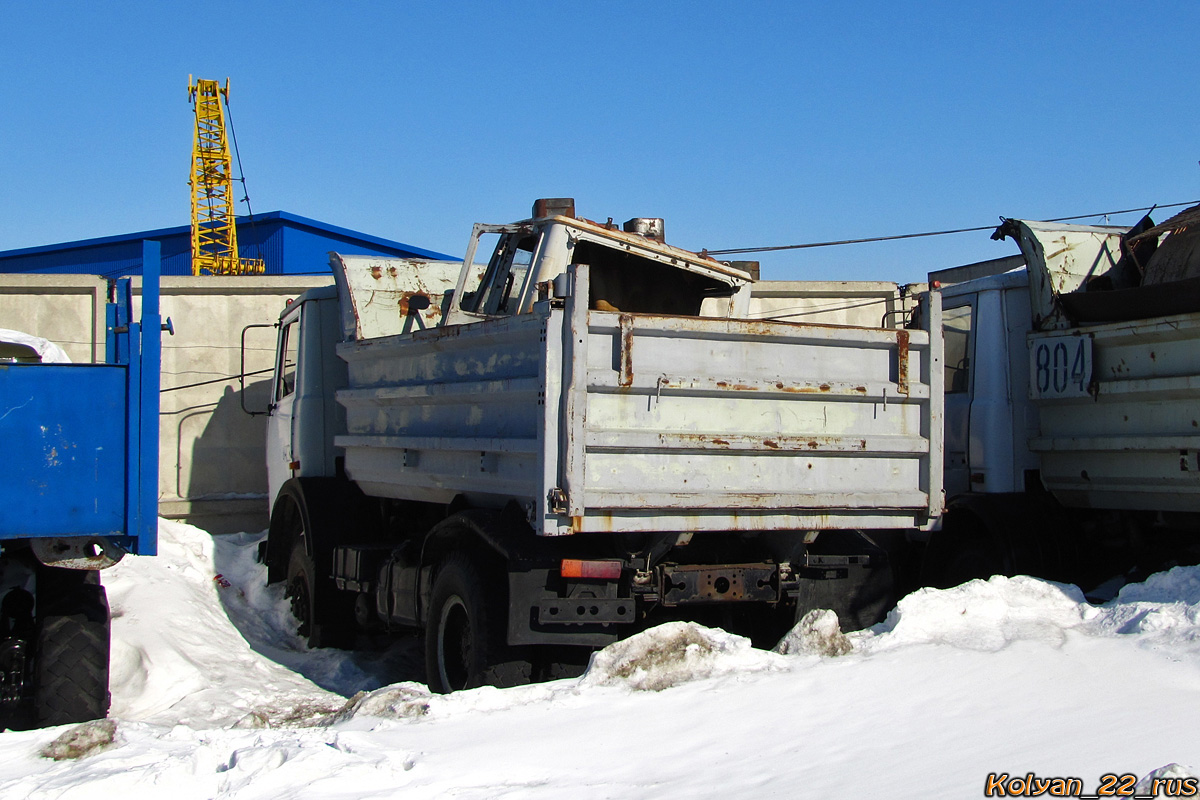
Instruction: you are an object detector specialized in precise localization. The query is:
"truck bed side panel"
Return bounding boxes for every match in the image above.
[337,313,546,508]
[1030,312,1200,511]
[562,264,939,534]
[0,365,128,536]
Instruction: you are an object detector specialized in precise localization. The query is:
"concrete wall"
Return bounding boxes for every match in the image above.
[0,275,108,362]
[0,274,334,533]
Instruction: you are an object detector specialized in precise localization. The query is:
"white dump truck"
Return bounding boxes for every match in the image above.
[256,198,942,692]
[923,207,1200,591]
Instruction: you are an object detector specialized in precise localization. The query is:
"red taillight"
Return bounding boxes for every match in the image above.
[561,559,623,580]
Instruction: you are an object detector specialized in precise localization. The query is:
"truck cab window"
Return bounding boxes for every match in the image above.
[276,318,299,401]
[943,303,972,393]
[465,232,537,316]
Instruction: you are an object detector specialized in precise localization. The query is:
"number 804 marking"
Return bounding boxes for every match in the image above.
[1030,334,1092,398]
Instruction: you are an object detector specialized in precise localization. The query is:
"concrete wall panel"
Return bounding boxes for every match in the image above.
[0,273,333,533]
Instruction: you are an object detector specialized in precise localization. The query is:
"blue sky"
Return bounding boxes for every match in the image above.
[1,1,1196,282]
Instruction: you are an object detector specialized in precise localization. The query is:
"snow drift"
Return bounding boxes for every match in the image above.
[2,518,1198,798]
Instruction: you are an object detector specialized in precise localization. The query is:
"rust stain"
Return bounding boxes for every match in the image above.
[855,386,866,394]
[896,329,910,396]
[764,439,780,449]
[712,438,730,446]
[370,266,382,279]
[807,441,819,449]
[396,291,432,318]
[819,383,830,392]
[619,314,635,388]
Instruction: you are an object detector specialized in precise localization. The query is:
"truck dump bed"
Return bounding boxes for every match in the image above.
[1009,219,1200,512]
[0,241,160,555]
[335,260,943,536]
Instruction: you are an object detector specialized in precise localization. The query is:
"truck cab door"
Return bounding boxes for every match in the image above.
[942,300,974,497]
[266,306,301,510]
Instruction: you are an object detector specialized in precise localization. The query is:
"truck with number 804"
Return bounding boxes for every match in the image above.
[0,241,162,728]
[256,198,943,692]
[921,210,1200,592]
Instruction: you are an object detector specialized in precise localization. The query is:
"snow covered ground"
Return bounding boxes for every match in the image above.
[2,519,1199,799]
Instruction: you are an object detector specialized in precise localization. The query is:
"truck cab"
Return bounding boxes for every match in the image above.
[922,254,1061,587]
[265,286,347,513]
[936,259,1041,500]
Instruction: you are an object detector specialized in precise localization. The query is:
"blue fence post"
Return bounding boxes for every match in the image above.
[135,240,161,555]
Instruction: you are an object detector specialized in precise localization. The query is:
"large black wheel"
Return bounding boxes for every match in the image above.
[33,571,110,728]
[286,541,318,644]
[424,555,528,694]
[285,536,353,649]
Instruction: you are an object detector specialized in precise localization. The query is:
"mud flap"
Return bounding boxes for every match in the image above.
[793,542,898,632]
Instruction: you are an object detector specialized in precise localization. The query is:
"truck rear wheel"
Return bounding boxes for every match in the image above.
[424,555,528,693]
[33,574,110,727]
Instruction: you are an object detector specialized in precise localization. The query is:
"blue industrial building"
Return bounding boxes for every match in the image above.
[0,211,453,277]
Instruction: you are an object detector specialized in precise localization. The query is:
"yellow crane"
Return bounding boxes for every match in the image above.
[187,76,264,275]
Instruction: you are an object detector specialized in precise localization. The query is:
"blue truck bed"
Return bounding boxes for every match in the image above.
[0,241,159,554]
[0,240,161,728]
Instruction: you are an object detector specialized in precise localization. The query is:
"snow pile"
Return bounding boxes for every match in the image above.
[1086,566,1200,650]
[848,568,1200,662]
[104,521,348,728]
[579,620,786,691]
[39,720,117,761]
[855,574,1092,653]
[775,608,853,656]
[0,328,71,363]
[328,683,432,724]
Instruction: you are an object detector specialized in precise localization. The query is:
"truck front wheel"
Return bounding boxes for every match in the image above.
[285,538,353,649]
[424,555,528,693]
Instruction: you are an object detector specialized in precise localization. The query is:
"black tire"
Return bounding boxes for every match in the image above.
[285,537,353,649]
[424,555,528,694]
[531,646,590,682]
[33,579,110,727]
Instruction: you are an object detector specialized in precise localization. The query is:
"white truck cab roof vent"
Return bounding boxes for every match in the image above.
[623,217,665,242]
[533,198,575,219]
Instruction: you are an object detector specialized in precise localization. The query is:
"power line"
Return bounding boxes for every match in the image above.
[703,200,1200,256]
[161,366,273,393]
